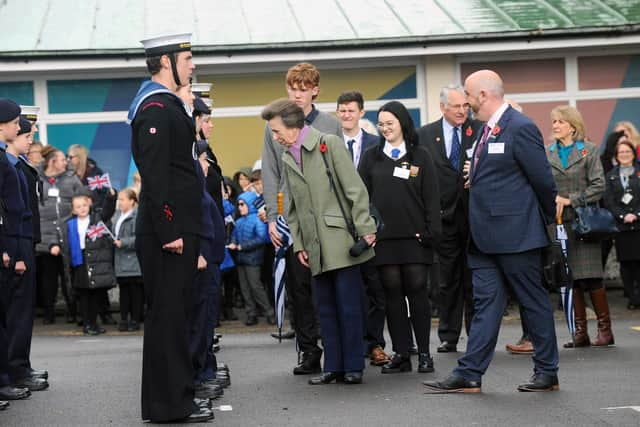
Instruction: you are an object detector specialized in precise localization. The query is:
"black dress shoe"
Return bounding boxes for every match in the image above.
[343,371,363,384]
[517,374,559,392]
[418,353,434,373]
[128,320,140,331]
[29,369,48,380]
[100,313,118,325]
[0,400,8,410]
[194,397,212,410]
[83,325,101,336]
[245,316,258,326]
[423,374,482,393]
[308,372,344,385]
[177,407,214,423]
[293,351,322,375]
[118,322,128,332]
[271,330,295,340]
[195,382,223,400]
[0,386,30,400]
[381,354,412,374]
[437,341,457,353]
[13,377,49,392]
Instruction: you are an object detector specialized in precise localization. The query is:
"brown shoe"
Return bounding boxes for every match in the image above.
[564,288,590,348]
[369,346,391,366]
[506,339,534,355]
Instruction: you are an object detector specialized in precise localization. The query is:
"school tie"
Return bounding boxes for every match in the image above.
[391,148,401,159]
[347,139,355,163]
[473,125,491,170]
[449,127,461,169]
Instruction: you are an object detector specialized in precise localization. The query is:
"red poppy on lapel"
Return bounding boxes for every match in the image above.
[466,126,473,137]
[581,148,588,157]
[48,177,56,185]
[492,125,501,136]
[319,142,327,153]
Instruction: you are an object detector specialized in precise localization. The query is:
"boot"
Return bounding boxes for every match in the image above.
[590,288,615,347]
[563,288,590,348]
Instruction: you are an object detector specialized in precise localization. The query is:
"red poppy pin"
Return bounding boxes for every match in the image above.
[465,126,473,137]
[492,125,501,136]
[47,177,56,185]
[581,148,588,157]
[319,142,328,153]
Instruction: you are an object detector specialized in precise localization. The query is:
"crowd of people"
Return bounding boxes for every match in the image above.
[1,31,639,422]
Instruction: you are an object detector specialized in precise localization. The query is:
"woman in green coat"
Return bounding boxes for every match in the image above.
[547,105,614,348]
[261,99,376,385]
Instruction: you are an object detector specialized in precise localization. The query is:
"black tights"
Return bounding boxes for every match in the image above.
[77,288,101,328]
[378,263,431,355]
[574,278,603,292]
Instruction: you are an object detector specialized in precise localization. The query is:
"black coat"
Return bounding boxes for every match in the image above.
[131,93,202,244]
[417,118,480,226]
[603,165,640,261]
[0,148,30,261]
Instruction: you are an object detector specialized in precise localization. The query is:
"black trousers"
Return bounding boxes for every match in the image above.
[7,239,36,381]
[378,263,431,355]
[0,267,11,386]
[436,221,471,345]
[138,233,199,422]
[285,247,321,354]
[38,253,75,318]
[261,244,276,307]
[620,260,640,305]
[361,259,386,352]
[77,288,101,327]
[118,276,144,323]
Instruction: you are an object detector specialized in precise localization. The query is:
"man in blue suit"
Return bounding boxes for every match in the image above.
[336,91,390,366]
[424,70,560,393]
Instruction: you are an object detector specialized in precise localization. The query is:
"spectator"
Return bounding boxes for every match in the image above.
[603,140,640,310]
[27,140,44,167]
[232,168,252,193]
[547,105,614,347]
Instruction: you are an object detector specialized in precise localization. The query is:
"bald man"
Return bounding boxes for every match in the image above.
[424,70,560,393]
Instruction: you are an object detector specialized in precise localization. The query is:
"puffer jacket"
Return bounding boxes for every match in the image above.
[230,191,266,266]
[36,170,84,254]
[112,207,141,277]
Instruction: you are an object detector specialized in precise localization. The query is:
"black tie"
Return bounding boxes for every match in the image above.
[347,140,355,163]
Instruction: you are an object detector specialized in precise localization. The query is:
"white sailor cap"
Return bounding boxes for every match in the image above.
[20,105,40,122]
[202,98,213,109]
[140,33,192,57]
[191,83,212,99]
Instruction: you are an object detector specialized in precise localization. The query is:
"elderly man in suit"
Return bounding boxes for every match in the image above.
[336,91,389,366]
[418,84,479,353]
[424,70,559,393]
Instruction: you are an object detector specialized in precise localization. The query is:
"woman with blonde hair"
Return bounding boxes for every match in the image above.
[547,105,614,348]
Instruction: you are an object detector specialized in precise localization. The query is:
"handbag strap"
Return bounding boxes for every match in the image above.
[319,136,358,241]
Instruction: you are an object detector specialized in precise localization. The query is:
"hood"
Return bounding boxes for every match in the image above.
[238,191,258,214]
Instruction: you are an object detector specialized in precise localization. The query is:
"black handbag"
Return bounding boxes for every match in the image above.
[572,195,619,241]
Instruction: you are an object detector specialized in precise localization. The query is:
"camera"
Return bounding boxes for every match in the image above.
[349,237,370,257]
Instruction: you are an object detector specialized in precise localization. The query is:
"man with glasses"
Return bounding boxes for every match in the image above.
[417,84,480,354]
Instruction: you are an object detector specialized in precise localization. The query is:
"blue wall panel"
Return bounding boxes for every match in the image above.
[48,78,141,113]
[0,82,34,105]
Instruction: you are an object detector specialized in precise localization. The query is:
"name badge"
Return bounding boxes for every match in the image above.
[393,167,410,180]
[488,142,505,154]
[622,193,634,205]
[48,188,60,198]
[466,147,475,158]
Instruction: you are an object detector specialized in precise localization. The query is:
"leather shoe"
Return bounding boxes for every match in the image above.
[0,400,8,410]
[381,354,411,374]
[13,377,49,392]
[308,372,344,385]
[293,351,322,375]
[437,341,457,353]
[423,374,482,393]
[178,407,214,423]
[343,371,363,384]
[418,353,434,373]
[195,382,223,400]
[83,325,104,336]
[30,369,48,380]
[194,397,212,410]
[369,346,390,366]
[0,386,30,400]
[245,316,258,326]
[517,373,559,392]
[506,338,534,355]
[271,330,295,340]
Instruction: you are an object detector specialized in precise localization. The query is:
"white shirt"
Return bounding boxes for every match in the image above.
[442,119,461,158]
[485,102,510,136]
[342,129,363,168]
[114,209,133,239]
[77,216,90,250]
[383,141,407,160]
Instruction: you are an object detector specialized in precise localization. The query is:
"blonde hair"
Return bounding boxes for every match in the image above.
[68,144,89,178]
[550,105,585,142]
[614,121,640,147]
[120,187,138,204]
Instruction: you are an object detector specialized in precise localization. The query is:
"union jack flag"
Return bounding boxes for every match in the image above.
[87,173,112,190]
[87,222,108,241]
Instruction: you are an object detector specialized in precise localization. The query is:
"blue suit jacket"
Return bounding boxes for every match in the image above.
[468,106,556,254]
[361,130,378,154]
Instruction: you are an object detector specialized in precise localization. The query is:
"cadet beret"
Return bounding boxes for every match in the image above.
[193,97,211,116]
[17,116,33,136]
[0,98,21,123]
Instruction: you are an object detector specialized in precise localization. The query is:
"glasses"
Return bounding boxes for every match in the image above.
[618,150,634,154]
[67,155,76,160]
[446,103,470,111]
[237,202,246,206]
[377,122,397,130]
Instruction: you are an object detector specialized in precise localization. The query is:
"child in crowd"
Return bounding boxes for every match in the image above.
[228,191,275,326]
[112,188,143,332]
[58,190,116,335]
[250,169,275,308]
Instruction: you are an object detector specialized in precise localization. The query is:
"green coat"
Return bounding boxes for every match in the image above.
[547,140,605,280]
[283,127,377,276]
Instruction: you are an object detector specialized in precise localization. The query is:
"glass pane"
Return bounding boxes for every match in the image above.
[461,59,565,93]
[48,78,142,113]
